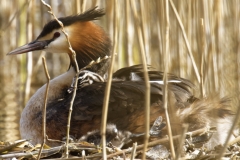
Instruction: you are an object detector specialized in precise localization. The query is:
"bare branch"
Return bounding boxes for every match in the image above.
[37,57,50,160]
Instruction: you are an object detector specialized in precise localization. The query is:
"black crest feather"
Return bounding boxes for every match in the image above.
[37,6,105,39]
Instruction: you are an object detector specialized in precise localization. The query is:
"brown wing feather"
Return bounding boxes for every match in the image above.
[36,80,192,141]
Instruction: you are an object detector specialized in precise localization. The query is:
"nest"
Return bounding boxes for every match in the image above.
[1,117,240,160]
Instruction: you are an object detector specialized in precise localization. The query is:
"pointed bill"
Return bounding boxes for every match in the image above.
[7,40,48,55]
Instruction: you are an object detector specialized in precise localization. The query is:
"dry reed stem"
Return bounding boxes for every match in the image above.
[80,0,86,13]
[36,57,50,160]
[130,1,150,159]
[169,0,200,83]
[100,1,118,159]
[24,0,33,105]
[206,0,219,93]
[75,0,81,13]
[40,0,80,157]
[125,0,134,66]
[139,0,150,64]
[163,0,175,159]
[200,19,206,98]
[156,0,164,69]
[76,0,80,13]
[176,124,188,160]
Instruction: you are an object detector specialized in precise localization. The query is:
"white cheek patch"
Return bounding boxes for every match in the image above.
[38,28,71,54]
[46,35,69,53]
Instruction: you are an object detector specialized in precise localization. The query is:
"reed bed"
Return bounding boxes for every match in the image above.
[0,0,239,159]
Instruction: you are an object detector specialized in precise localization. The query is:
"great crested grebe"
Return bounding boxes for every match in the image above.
[8,7,234,149]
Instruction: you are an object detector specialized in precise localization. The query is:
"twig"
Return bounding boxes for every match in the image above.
[163,0,175,159]
[130,142,137,160]
[100,1,118,159]
[0,139,27,153]
[82,150,85,160]
[0,146,62,159]
[40,1,80,157]
[37,57,50,160]
[169,0,201,83]
[45,135,65,145]
[0,142,99,159]
[228,135,240,146]
[130,1,150,160]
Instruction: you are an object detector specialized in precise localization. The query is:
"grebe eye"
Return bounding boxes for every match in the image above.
[53,32,60,38]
